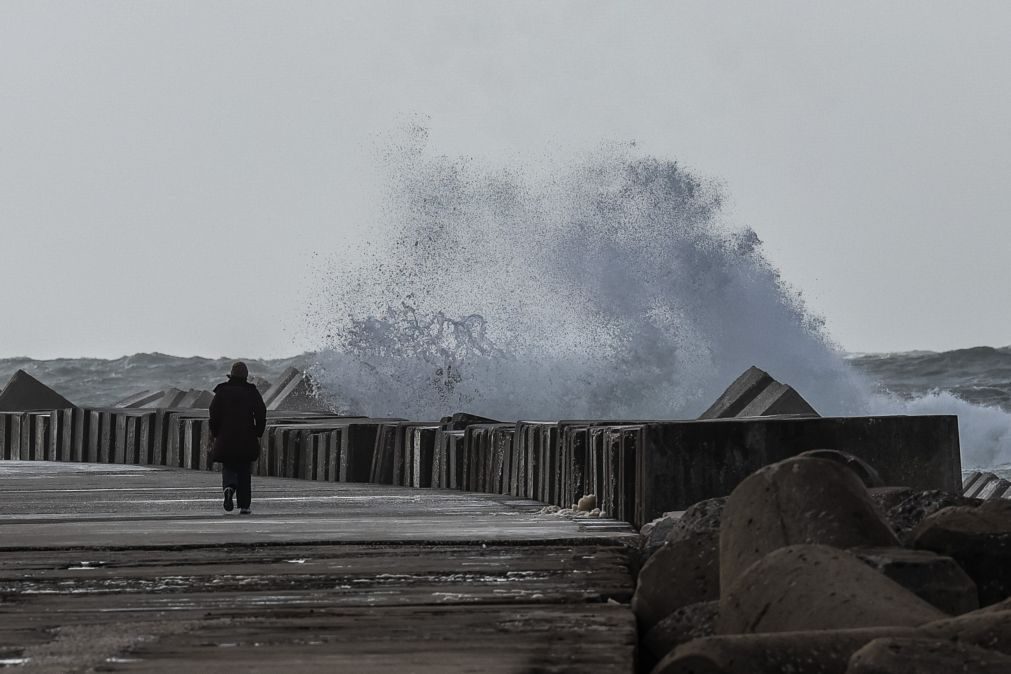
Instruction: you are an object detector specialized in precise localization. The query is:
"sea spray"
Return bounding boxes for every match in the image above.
[304,133,1011,466]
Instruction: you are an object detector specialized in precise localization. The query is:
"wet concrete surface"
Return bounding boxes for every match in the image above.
[0,462,638,672]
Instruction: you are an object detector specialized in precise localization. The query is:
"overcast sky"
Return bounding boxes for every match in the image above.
[1,1,1009,359]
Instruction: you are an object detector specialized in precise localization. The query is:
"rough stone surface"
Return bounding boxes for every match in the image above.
[674,497,726,538]
[633,529,720,631]
[798,449,883,487]
[718,545,948,635]
[640,511,682,560]
[0,369,75,411]
[853,547,979,615]
[911,499,1011,606]
[719,457,899,588]
[975,596,1011,614]
[886,489,981,544]
[652,628,916,674]
[640,498,726,565]
[642,600,719,662]
[868,486,914,516]
[845,637,1011,674]
[920,609,1011,655]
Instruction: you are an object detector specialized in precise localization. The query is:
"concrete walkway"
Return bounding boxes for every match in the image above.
[0,462,638,672]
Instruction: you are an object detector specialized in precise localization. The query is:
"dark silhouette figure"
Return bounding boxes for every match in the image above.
[209,361,266,514]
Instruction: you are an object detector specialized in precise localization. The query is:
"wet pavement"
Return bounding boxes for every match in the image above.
[0,462,638,672]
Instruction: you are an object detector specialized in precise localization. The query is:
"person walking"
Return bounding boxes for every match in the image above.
[209,361,267,514]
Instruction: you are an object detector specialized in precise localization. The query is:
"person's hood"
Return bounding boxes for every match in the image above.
[214,379,257,393]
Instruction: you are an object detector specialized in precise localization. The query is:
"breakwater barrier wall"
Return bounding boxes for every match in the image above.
[0,408,960,527]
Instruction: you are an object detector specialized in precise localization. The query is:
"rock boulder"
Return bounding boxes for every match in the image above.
[853,547,978,615]
[718,545,948,635]
[651,628,916,674]
[719,457,899,588]
[798,449,883,488]
[845,637,1011,674]
[911,499,1011,606]
[633,529,720,631]
[642,600,719,663]
[886,489,980,544]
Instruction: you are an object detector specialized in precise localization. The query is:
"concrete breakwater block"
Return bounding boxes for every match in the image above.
[699,365,817,419]
[262,367,329,412]
[846,636,1011,674]
[717,544,948,634]
[719,456,901,588]
[965,472,1011,500]
[0,370,75,411]
[633,528,720,632]
[114,387,213,409]
[852,547,979,615]
[911,498,1011,607]
[641,600,719,665]
[885,490,981,544]
[652,627,918,674]
[637,414,961,525]
[370,421,439,487]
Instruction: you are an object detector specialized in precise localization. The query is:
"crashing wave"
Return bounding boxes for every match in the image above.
[308,130,1011,468]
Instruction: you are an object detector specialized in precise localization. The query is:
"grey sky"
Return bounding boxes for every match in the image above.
[1,1,1009,359]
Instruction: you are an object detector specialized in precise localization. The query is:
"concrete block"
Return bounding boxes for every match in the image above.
[263,367,328,412]
[86,410,101,463]
[313,434,326,481]
[327,430,340,482]
[0,370,75,411]
[966,473,1000,499]
[98,411,114,463]
[114,389,166,408]
[0,414,11,460]
[445,431,465,489]
[32,413,51,461]
[8,414,22,460]
[19,414,33,460]
[637,415,961,529]
[978,478,1011,500]
[440,412,499,431]
[737,381,818,417]
[699,366,817,419]
[963,471,984,494]
[71,408,88,462]
[113,413,128,463]
[138,413,153,464]
[57,409,73,461]
[339,423,382,482]
[699,366,775,419]
[372,423,397,484]
[300,432,315,480]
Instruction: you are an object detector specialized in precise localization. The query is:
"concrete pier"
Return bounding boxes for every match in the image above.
[0,461,637,672]
[0,407,961,529]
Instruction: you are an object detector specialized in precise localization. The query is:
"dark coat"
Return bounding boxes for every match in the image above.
[208,378,266,464]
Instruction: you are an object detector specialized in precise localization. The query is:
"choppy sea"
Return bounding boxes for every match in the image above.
[2,347,1010,414]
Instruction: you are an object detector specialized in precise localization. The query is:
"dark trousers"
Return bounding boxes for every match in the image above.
[222,462,253,509]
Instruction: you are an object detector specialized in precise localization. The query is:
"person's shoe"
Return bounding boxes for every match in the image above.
[239,508,252,515]
[223,487,235,512]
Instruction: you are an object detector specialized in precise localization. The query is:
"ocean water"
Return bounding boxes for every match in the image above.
[3,134,1010,470]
